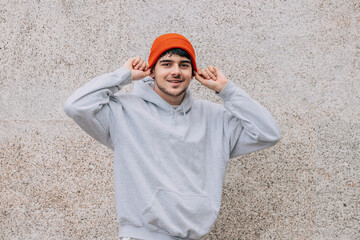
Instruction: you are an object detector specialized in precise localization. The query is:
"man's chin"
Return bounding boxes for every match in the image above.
[155,81,188,98]
[167,88,188,97]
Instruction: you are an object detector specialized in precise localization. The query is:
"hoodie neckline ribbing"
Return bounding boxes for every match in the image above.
[132,77,194,114]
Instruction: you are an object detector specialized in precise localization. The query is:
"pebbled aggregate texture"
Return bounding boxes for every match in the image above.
[1,0,359,239]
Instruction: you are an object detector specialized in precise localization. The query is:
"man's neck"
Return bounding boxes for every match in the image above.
[159,93,185,106]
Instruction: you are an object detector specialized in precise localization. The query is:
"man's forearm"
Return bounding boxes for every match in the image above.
[64,67,132,148]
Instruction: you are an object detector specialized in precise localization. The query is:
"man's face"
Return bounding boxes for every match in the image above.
[150,53,193,105]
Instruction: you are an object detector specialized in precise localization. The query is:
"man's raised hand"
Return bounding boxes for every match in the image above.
[124,57,151,81]
[194,66,228,93]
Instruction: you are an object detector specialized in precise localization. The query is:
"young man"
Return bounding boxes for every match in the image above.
[64,33,280,240]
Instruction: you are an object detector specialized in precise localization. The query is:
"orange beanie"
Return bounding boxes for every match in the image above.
[148,33,197,72]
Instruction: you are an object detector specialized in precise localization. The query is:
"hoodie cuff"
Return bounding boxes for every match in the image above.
[215,80,238,101]
[216,80,246,101]
[114,67,133,86]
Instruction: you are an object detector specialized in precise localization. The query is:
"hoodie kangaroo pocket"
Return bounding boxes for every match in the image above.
[142,187,216,239]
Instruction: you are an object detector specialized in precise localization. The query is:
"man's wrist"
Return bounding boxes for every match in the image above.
[216,80,236,99]
[215,81,227,93]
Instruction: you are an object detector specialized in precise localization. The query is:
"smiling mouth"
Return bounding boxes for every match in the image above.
[167,80,183,83]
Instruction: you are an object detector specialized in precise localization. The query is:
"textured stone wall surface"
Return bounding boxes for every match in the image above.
[1,0,359,239]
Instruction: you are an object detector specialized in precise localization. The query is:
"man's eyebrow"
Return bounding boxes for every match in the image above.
[159,59,174,63]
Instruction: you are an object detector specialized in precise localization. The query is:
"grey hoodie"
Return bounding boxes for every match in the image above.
[64,67,280,240]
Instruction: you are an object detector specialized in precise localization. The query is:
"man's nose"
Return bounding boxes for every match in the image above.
[171,64,181,75]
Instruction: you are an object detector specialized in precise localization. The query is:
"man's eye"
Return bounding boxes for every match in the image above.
[181,64,190,68]
[162,63,170,66]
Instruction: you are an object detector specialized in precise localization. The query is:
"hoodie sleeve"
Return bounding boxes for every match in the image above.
[217,80,281,158]
[64,67,132,149]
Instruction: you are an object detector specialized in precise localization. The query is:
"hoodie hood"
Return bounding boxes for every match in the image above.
[132,76,194,119]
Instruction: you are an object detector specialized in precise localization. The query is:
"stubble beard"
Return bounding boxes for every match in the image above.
[155,80,188,98]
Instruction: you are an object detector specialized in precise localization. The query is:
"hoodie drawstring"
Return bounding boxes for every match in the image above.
[182,107,188,122]
[171,108,176,125]
[171,107,188,125]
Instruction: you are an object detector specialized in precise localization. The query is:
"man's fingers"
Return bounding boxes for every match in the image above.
[131,66,151,81]
[124,57,150,80]
[197,67,217,80]
[195,65,227,92]
[204,67,217,80]
[140,61,147,71]
[133,57,147,70]
[134,61,142,70]
[137,61,149,71]
[197,69,210,80]
[208,65,217,76]
[132,57,141,68]
[194,71,207,83]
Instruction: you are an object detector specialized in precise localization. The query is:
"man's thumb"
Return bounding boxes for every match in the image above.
[143,68,151,77]
[194,72,206,85]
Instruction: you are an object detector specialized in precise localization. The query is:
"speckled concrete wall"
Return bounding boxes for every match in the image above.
[1,0,359,239]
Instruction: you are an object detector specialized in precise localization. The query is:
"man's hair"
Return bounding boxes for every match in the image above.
[152,48,193,71]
